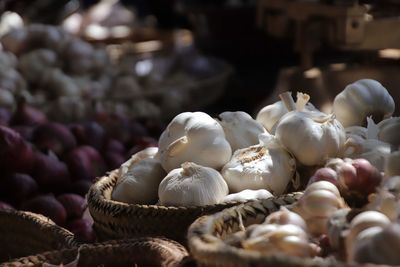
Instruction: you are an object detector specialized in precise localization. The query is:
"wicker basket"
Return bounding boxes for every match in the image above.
[2,237,189,267]
[87,170,262,243]
[0,210,77,263]
[186,193,354,267]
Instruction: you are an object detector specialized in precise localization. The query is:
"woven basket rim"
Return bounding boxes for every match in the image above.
[89,169,254,212]
[3,237,189,267]
[0,209,76,245]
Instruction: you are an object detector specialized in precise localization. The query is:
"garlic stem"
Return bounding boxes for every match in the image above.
[296,92,310,111]
[279,92,296,111]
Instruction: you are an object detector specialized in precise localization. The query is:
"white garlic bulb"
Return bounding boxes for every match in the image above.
[264,207,307,230]
[158,162,229,206]
[378,117,400,149]
[112,147,166,205]
[221,133,296,195]
[351,223,400,265]
[217,111,267,152]
[275,92,345,166]
[222,189,273,203]
[345,210,390,261]
[242,223,316,257]
[296,181,345,235]
[385,151,400,178]
[333,79,395,127]
[256,98,317,133]
[158,112,232,172]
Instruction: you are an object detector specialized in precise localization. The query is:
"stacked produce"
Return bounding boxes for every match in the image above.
[110,78,400,265]
[0,24,225,121]
[0,101,160,242]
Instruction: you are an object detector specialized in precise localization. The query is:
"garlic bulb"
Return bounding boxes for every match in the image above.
[158,162,228,206]
[222,189,273,203]
[368,176,400,221]
[256,99,317,133]
[333,79,395,127]
[275,92,345,166]
[264,207,307,230]
[345,210,390,260]
[221,133,296,195]
[242,223,317,257]
[378,117,400,149]
[158,112,232,172]
[296,181,345,235]
[112,147,165,204]
[385,151,400,178]
[351,223,400,265]
[217,111,267,152]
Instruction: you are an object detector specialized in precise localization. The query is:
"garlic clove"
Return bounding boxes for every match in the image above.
[222,189,273,203]
[119,147,158,177]
[333,79,395,127]
[378,117,400,149]
[217,111,267,152]
[264,207,307,230]
[158,162,228,206]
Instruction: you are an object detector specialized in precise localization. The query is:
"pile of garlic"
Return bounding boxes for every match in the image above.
[111,78,400,208]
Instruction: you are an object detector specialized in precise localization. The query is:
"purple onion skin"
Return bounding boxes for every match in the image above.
[0,201,15,211]
[69,180,92,197]
[21,195,67,226]
[70,121,106,151]
[66,218,96,243]
[32,151,71,194]
[64,146,106,182]
[11,100,47,126]
[0,173,39,207]
[0,108,11,126]
[57,193,86,219]
[32,122,77,156]
[0,126,35,173]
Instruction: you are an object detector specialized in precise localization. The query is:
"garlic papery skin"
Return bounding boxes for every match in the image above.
[112,147,166,205]
[242,224,316,257]
[327,208,351,250]
[333,79,395,127]
[118,147,159,177]
[264,207,307,230]
[217,111,267,152]
[351,223,400,265]
[295,181,345,235]
[221,133,296,195]
[345,210,391,261]
[158,112,232,172]
[274,92,345,166]
[385,151,400,177]
[377,117,400,149]
[222,189,273,203]
[256,98,317,133]
[158,162,228,206]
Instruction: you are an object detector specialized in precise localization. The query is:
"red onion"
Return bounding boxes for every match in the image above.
[104,151,125,170]
[102,138,125,155]
[0,201,15,210]
[308,167,340,188]
[32,122,77,156]
[69,180,92,197]
[64,146,105,182]
[11,99,47,126]
[0,126,34,173]
[57,193,86,219]
[21,195,67,226]
[350,158,382,195]
[66,218,96,243]
[11,125,35,141]
[0,108,11,126]
[70,121,105,150]
[0,173,39,207]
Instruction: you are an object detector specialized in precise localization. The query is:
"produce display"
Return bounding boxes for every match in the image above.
[0,24,230,122]
[0,102,160,242]
[108,78,400,266]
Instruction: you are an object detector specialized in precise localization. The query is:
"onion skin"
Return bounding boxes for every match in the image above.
[0,201,15,210]
[70,121,106,150]
[11,99,47,126]
[66,218,96,243]
[64,145,106,182]
[350,159,382,195]
[69,180,92,197]
[0,126,34,173]
[0,173,39,207]
[32,122,77,156]
[57,193,86,219]
[0,108,11,126]
[21,195,67,226]
[32,151,71,194]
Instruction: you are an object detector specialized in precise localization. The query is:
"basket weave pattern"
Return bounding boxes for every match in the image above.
[87,170,255,243]
[186,193,348,267]
[0,210,77,263]
[1,237,189,267]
